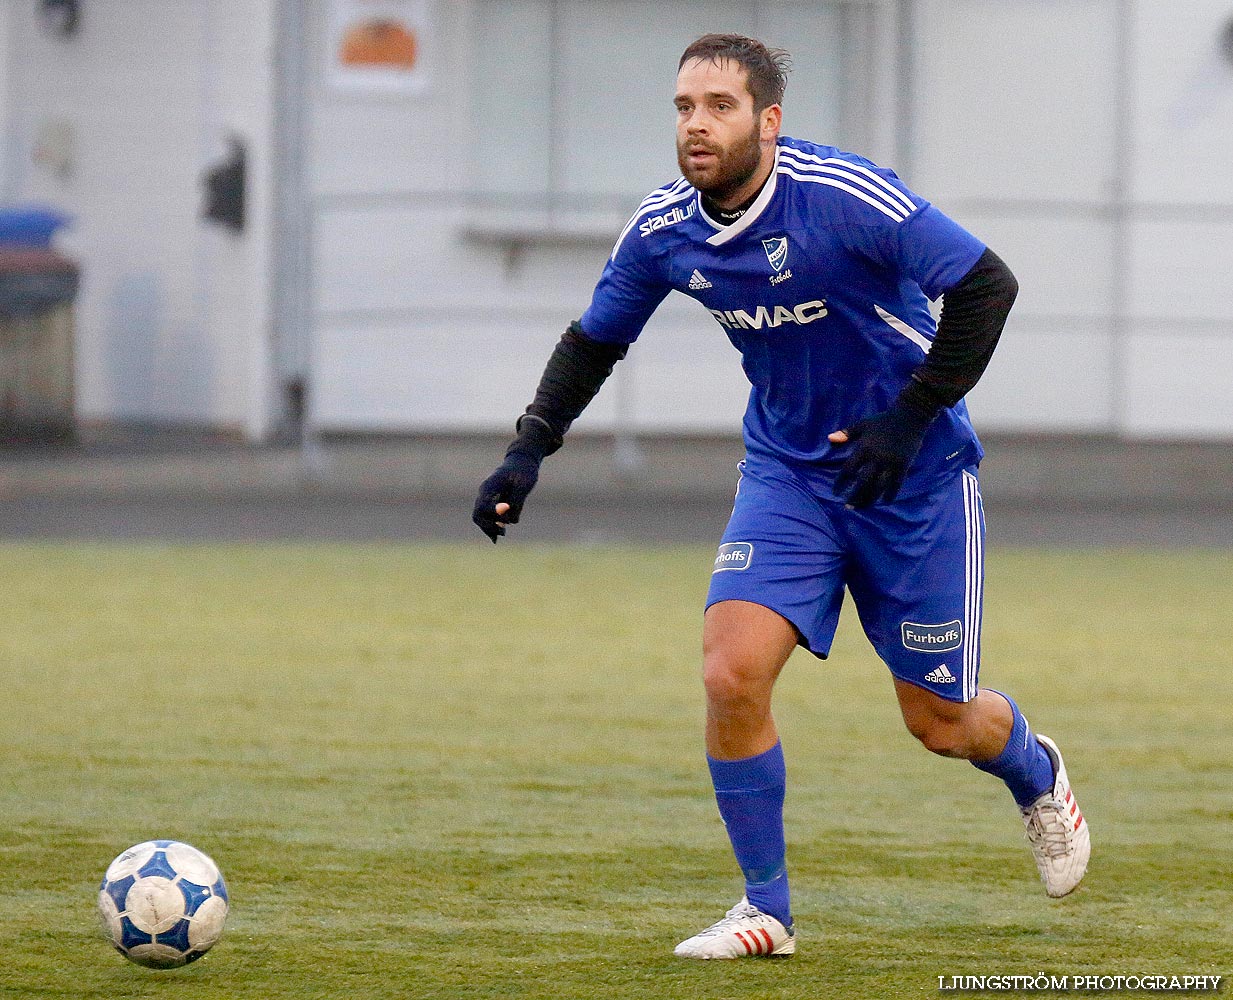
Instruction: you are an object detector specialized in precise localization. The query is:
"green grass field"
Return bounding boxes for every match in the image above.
[1,542,1230,998]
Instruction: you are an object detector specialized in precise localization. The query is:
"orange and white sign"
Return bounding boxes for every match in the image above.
[329,0,430,93]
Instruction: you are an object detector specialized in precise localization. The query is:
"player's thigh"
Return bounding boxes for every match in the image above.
[846,468,985,703]
[705,459,847,660]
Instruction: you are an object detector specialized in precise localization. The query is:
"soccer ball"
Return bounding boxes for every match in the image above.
[98,840,229,968]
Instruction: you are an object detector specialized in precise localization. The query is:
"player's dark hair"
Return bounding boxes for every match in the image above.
[678,34,791,111]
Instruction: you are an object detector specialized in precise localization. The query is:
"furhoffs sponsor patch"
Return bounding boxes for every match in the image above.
[901,620,963,652]
[713,542,754,572]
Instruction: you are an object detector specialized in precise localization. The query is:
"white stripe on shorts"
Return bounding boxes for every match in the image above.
[961,470,984,702]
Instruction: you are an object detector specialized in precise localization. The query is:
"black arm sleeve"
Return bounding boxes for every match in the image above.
[897,246,1019,416]
[507,321,628,458]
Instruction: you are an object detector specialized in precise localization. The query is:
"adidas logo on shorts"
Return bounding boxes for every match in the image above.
[924,664,957,684]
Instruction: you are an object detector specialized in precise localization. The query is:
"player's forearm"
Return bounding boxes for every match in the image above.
[508,321,628,458]
[903,247,1019,414]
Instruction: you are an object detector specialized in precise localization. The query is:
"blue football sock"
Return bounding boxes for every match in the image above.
[970,691,1056,808]
[707,742,792,929]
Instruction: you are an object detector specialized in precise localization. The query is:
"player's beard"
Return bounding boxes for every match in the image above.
[677,118,763,203]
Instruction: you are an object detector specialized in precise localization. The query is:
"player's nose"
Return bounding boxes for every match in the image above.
[683,109,709,134]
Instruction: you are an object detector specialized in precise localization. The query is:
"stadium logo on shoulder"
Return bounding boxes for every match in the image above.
[763,236,789,272]
[713,541,753,572]
[640,201,696,237]
[901,620,963,652]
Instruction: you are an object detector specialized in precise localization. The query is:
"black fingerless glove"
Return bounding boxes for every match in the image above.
[471,416,558,543]
[833,248,1018,508]
[833,382,941,508]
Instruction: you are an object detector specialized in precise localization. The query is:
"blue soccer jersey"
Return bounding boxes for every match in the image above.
[579,136,988,500]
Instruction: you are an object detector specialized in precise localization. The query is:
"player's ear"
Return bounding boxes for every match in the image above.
[760,103,782,139]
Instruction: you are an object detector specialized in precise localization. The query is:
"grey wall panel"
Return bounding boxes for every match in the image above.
[944,211,1116,319]
[312,304,751,433]
[615,302,750,431]
[1124,328,1233,437]
[314,201,646,319]
[309,0,470,198]
[913,0,1118,203]
[755,3,846,145]
[470,0,553,196]
[1127,219,1233,322]
[965,323,1115,431]
[1130,1,1233,205]
[315,204,513,314]
[312,317,620,430]
[557,0,753,197]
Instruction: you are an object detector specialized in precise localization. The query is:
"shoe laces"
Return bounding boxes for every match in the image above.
[1025,797,1071,859]
[695,902,764,938]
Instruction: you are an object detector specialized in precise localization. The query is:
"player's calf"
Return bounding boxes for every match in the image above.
[895,682,1014,761]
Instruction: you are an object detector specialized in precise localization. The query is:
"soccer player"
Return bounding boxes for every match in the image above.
[472,33,1089,959]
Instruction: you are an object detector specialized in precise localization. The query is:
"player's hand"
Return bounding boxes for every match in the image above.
[829,400,935,508]
[471,450,542,542]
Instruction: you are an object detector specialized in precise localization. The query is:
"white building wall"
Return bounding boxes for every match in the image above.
[2,0,1226,441]
[1122,1,1233,438]
[0,2,10,198]
[308,0,1233,440]
[3,0,276,438]
[307,0,865,434]
[912,0,1233,437]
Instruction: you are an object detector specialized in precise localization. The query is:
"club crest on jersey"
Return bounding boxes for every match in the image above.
[762,236,789,272]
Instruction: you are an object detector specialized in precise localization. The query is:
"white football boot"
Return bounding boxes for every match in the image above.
[674,897,795,959]
[1021,735,1090,897]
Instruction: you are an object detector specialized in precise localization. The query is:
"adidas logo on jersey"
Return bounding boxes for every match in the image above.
[924,664,957,684]
[688,269,713,290]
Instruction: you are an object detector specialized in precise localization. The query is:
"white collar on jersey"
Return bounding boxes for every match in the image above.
[699,145,781,246]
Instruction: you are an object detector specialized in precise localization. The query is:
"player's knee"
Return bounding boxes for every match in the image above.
[702,655,752,707]
[702,648,768,714]
[905,716,967,758]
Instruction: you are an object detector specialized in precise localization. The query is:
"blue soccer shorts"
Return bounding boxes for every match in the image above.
[705,455,986,703]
